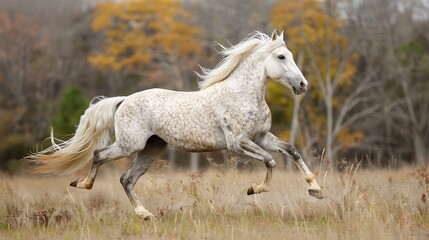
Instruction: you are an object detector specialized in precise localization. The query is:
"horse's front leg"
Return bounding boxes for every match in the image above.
[241,139,277,195]
[257,132,324,199]
[224,135,276,195]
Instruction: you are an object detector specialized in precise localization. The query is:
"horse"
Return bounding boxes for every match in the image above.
[26,30,323,220]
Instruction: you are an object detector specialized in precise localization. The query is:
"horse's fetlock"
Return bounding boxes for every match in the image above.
[305,175,315,184]
[85,181,94,189]
[265,158,276,168]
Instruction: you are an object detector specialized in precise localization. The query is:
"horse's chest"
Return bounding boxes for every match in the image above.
[248,108,272,138]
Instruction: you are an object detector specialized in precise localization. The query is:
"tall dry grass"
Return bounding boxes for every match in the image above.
[1,163,429,239]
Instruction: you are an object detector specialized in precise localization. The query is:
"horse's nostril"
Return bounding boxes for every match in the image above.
[300,81,306,88]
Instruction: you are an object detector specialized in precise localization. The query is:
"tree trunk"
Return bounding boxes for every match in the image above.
[326,93,335,168]
[413,131,426,165]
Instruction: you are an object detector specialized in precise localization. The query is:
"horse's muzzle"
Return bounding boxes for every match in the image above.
[292,86,307,95]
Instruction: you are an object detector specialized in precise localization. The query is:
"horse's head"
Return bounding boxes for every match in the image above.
[264,30,308,95]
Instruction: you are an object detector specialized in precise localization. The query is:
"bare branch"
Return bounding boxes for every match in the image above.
[341,104,381,130]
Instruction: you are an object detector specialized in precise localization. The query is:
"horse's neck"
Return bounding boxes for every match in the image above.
[224,53,267,97]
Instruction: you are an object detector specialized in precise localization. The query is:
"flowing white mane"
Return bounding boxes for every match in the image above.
[197,32,274,90]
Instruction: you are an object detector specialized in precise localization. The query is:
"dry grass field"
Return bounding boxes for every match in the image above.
[1,162,429,239]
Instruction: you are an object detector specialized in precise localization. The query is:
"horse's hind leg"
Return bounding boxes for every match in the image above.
[70,142,132,189]
[120,136,167,220]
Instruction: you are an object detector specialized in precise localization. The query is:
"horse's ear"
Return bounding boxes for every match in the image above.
[271,29,279,41]
[279,30,284,40]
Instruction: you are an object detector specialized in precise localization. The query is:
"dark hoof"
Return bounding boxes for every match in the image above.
[308,189,324,199]
[70,178,80,187]
[247,186,255,195]
[143,214,155,221]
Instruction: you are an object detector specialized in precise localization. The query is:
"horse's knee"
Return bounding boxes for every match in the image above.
[284,144,301,160]
[120,174,130,190]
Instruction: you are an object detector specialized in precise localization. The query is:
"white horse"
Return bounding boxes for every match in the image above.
[27,30,323,220]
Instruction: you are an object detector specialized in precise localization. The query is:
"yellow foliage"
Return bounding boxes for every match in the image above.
[338,128,364,148]
[89,0,201,71]
[266,81,293,125]
[278,129,291,142]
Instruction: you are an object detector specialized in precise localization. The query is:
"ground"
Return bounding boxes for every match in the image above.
[1,163,429,239]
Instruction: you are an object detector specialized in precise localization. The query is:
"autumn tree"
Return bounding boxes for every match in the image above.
[271,0,379,168]
[89,0,202,91]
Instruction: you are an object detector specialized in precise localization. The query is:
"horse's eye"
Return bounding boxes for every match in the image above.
[278,55,285,60]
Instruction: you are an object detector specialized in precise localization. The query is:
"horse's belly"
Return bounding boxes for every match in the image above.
[157,126,226,152]
[152,111,226,152]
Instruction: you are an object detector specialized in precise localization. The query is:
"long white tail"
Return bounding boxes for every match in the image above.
[26,96,126,175]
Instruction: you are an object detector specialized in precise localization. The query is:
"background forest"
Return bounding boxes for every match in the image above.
[0,0,428,173]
